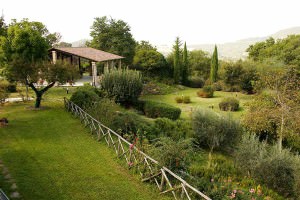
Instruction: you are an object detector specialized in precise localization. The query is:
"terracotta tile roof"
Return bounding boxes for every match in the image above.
[50,47,124,62]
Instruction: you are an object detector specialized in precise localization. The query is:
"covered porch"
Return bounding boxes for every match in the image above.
[49,47,124,86]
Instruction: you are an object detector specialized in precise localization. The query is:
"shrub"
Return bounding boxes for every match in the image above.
[0,80,9,103]
[255,146,300,197]
[144,101,181,120]
[87,98,123,128]
[219,97,239,111]
[101,68,143,104]
[192,109,241,153]
[111,111,153,142]
[152,118,192,140]
[212,81,223,91]
[70,88,100,108]
[149,137,193,172]
[197,85,214,98]
[235,134,267,176]
[187,76,204,88]
[235,134,300,198]
[175,96,183,103]
[7,83,17,92]
[183,96,191,104]
[175,95,191,104]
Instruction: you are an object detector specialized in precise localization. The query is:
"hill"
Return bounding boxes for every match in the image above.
[156,26,300,60]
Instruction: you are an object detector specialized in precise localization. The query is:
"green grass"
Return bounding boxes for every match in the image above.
[0,96,170,200]
[141,88,254,119]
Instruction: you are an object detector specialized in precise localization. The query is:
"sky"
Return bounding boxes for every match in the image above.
[1,0,300,46]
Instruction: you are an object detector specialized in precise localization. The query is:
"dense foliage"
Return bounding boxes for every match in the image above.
[88,16,136,65]
[189,50,211,81]
[219,97,239,111]
[247,35,300,67]
[0,79,9,103]
[192,109,241,153]
[192,110,241,152]
[149,137,193,172]
[235,134,300,198]
[143,100,181,120]
[173,37,182,84]
[101,68,143,105]
[197,85,214,98]
[70,85,101,109]
[242,66,300,150]
[210,45,219,82]
[132,41,168,76]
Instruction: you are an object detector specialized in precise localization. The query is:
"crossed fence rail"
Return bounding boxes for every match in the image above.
[64,98,211,200]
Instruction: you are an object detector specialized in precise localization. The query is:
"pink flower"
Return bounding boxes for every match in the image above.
[233,190,237,193]
[210,178,214,182]
[129,144,134,150]
[230,192,236,199]
[249,188,255,193]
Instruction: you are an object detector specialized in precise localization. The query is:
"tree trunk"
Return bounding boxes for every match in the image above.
[278,114,284,151]
[25,84,29,101]
[28,81,55,109]
[35,92,42,108]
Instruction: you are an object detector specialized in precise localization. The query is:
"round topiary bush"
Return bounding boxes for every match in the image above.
[219,97,239,111]
[70,89,100,108]
[197,85,214,98]
[183,96,191,104]
[175,96,183,103]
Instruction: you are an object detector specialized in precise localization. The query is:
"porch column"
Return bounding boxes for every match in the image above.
[110,60,115,68]
[104,61,109,73]
[52,51,57,64]
[92,61,97,87]
[118,59,121,69]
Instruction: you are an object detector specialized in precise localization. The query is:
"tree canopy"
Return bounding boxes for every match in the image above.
[0,19,60,63]
[247,35,300,68]
[88,16,136,65]
[210,45,219,83]
[0,19,79,108]
[133,41,167,75]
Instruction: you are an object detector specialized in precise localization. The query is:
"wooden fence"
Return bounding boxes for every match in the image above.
[64,98,211,200]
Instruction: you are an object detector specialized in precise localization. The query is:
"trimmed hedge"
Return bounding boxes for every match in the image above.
[219,97,239,111]
[144,101,181,120]
[175,95,191,104]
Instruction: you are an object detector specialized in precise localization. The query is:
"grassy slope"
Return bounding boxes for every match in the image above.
[141,88,254,119]
[0,95,170,200]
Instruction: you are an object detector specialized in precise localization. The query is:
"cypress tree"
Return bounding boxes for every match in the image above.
[173,37,181,84]
[210,45,219,83]
[182,42,189,85]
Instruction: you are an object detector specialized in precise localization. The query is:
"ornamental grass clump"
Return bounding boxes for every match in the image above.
[101,68,143,105]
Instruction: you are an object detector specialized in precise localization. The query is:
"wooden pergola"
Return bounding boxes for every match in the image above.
[49,47,124,86]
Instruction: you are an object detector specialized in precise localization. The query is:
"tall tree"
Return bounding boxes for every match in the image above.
[173,37,182,84]
[189,50,211,79]
[88,16,136,65]
[182,42,189,85]
[242,67,300,151]
[210,45,219,83]
[1,19,78,108]
[7,59,79,108]
[0,14,7,37]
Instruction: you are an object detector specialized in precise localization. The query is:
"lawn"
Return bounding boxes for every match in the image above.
[141,88,254,119]
[0,91,170,200]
